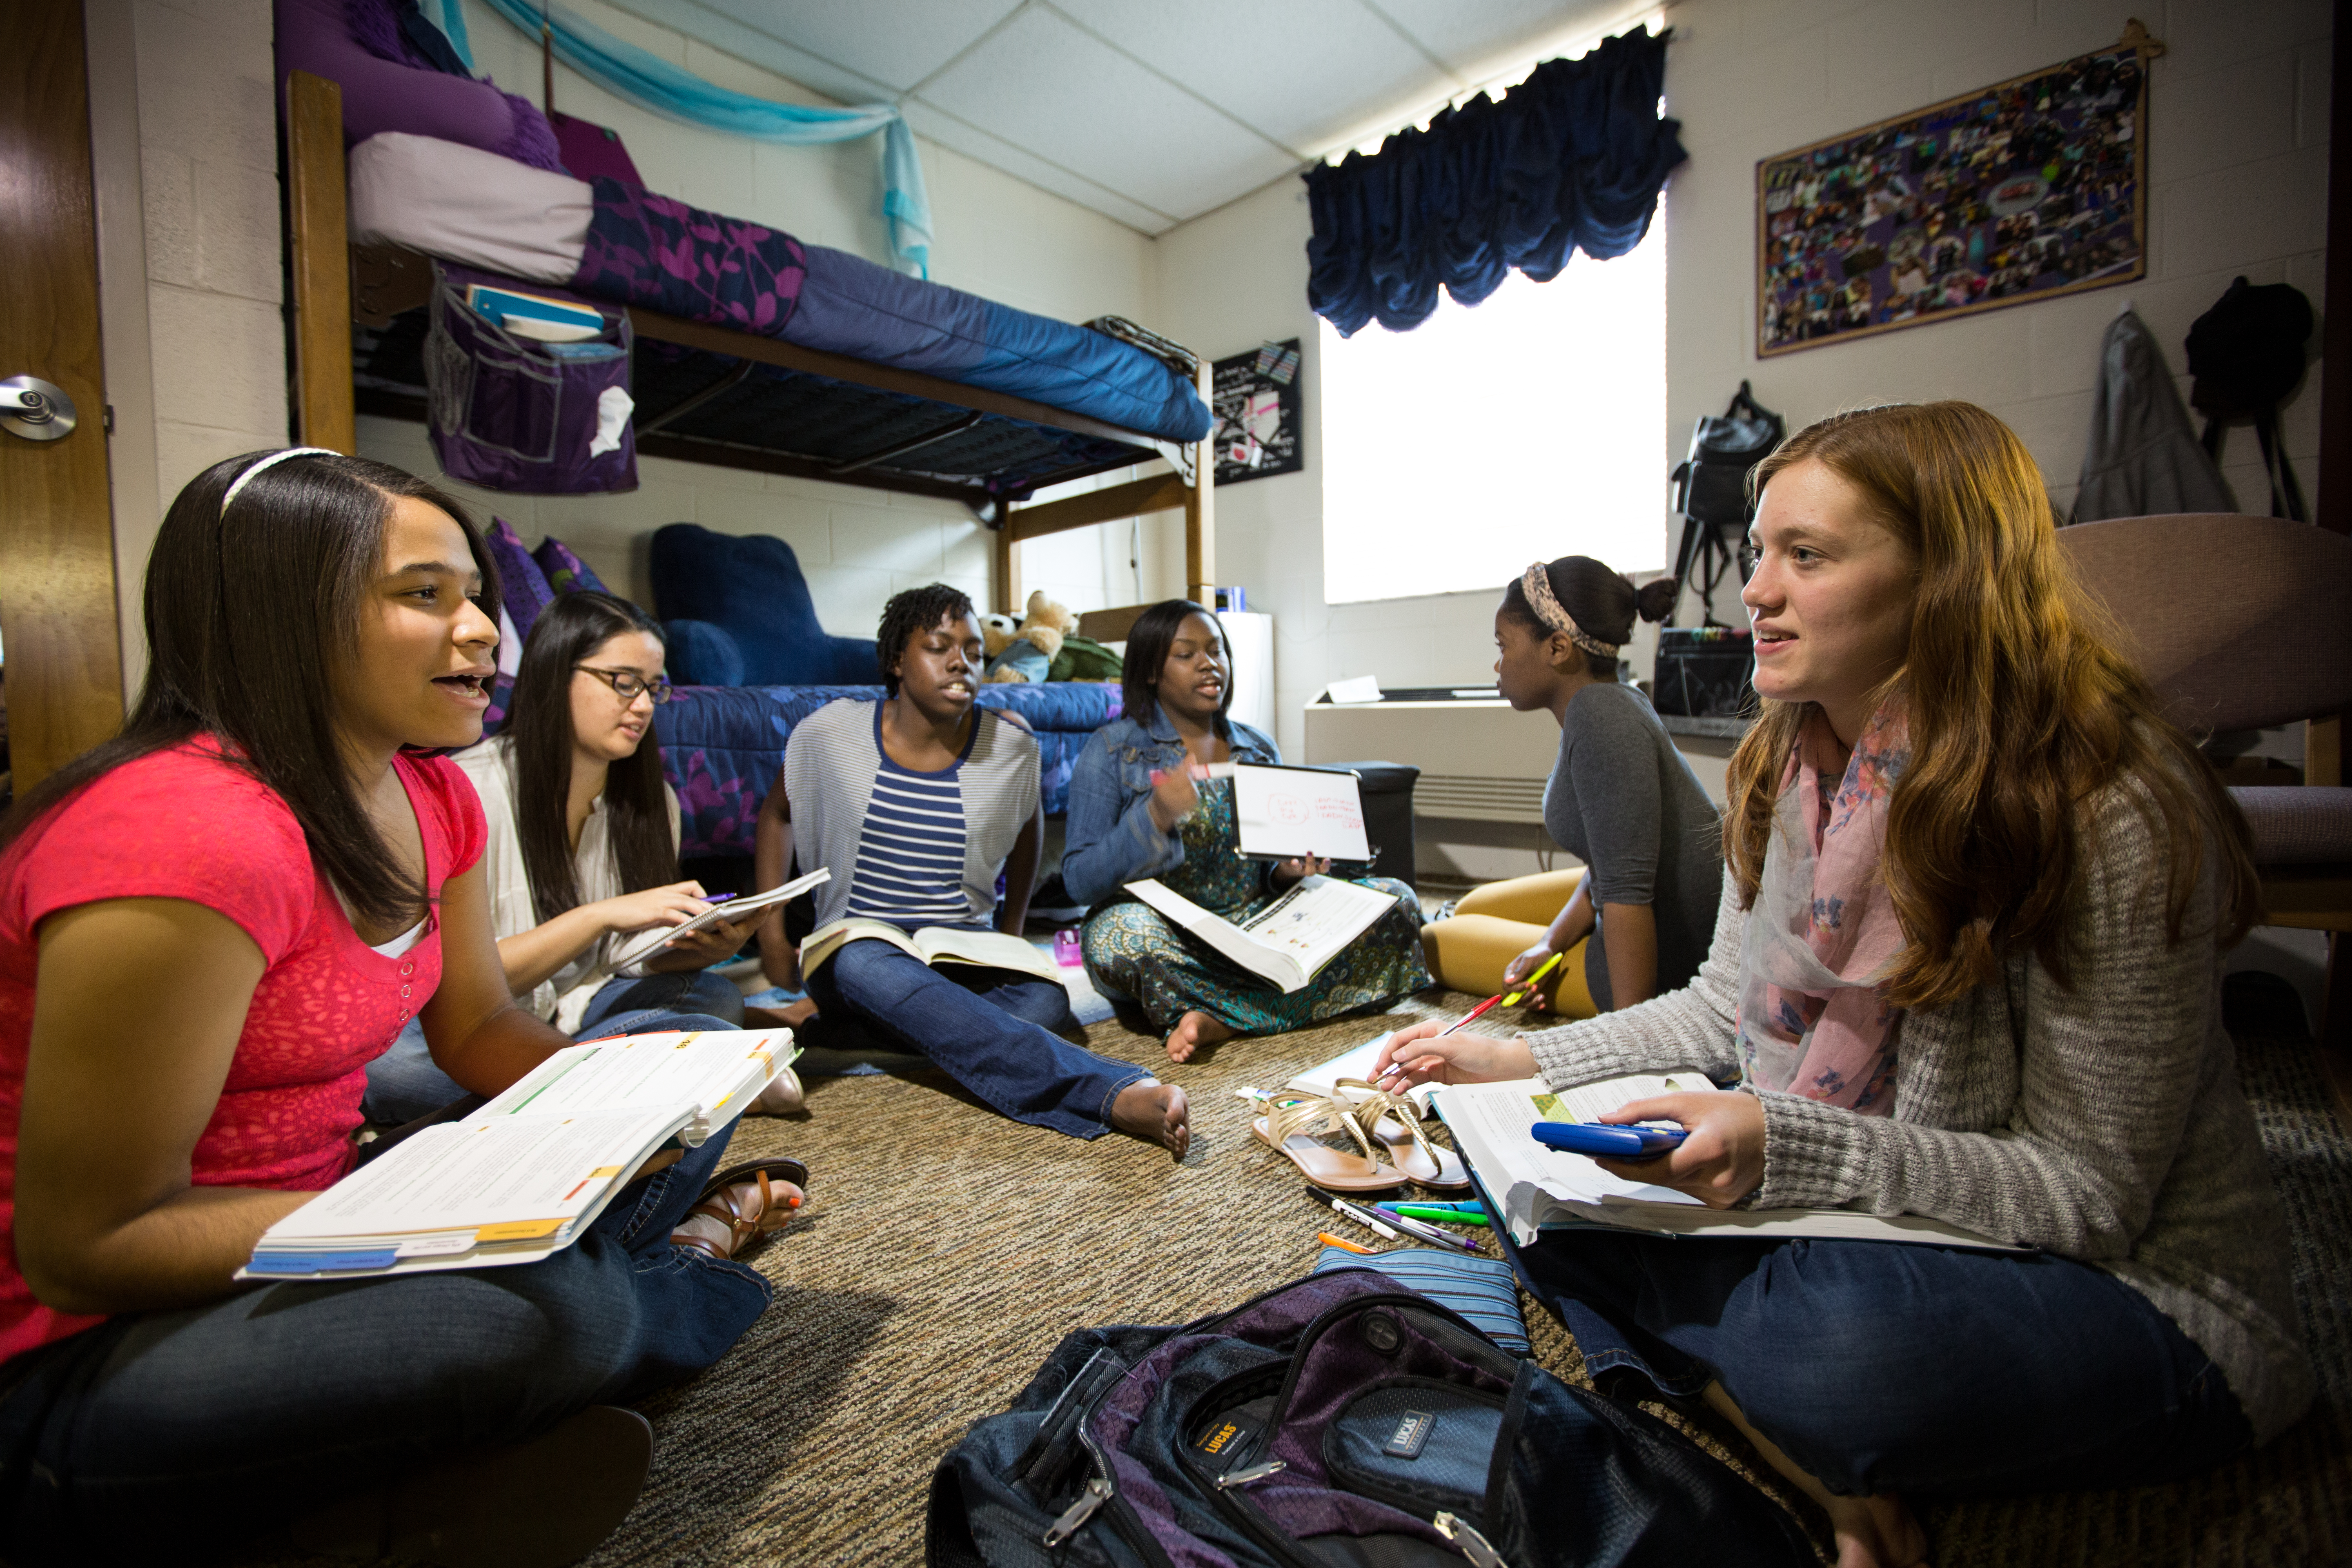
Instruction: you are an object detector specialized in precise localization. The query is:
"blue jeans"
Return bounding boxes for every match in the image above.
[0,1126,769,1564]
[1502,1225,2253,1499]
[804,940,1148,1138]
[361,970,746,1125]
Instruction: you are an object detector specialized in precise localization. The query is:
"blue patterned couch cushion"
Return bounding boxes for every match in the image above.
[654,681,1123,859]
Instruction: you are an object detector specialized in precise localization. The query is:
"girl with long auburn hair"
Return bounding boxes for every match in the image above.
[1377,403,2306,1567]
[0,452,794,1566]
[362,590,802,1124]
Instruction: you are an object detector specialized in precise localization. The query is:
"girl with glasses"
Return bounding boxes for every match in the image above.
[365,590,803,1124]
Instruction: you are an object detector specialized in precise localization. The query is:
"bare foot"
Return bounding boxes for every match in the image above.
[669,1178,803,1259]
[1111,1082,1190,1157]
[1164,1011,1236,1063]
[743,998,817,1030]
[1824,1493,1927,1568]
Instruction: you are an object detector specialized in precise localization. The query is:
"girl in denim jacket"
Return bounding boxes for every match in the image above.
[1061,601,1430,1062]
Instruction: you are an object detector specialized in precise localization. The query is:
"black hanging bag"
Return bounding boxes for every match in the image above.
[927,1269,1812,1568]
[1668,383,1784,626]
[2185,276,2314,521]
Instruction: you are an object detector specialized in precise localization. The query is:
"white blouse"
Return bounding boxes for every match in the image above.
[452,734,682,1033]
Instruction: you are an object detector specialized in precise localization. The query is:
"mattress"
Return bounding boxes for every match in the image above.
[348,133,1209,445]
[654,681,1123,859]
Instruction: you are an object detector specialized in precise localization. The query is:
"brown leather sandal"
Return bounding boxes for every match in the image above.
[671,1156,808,1259]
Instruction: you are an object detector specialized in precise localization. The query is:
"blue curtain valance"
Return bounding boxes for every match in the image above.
[1305,26,1687,336]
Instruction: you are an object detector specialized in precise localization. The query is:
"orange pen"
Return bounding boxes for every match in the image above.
[1318,1231,1377,1254]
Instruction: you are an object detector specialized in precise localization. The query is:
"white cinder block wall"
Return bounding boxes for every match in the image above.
[1158,0,2334,758]
[354,0,1189,636]
[90,0,296,691]
[1662,0,2331,622]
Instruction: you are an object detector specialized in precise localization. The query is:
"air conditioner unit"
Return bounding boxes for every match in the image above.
[1300,693,1557,825]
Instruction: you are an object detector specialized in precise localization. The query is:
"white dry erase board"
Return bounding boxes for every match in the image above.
[1232,764,1371,863]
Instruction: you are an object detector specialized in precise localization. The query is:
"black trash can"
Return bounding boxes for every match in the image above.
[1304,761,1420,890]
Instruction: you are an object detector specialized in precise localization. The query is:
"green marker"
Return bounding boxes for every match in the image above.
[1379,1203,1490,1228]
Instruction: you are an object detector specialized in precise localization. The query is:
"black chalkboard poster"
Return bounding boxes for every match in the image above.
[1212,339,1303,486]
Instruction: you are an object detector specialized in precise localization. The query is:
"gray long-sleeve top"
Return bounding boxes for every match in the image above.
[1545,682,1724,1008]
[1519,781,2313,1444]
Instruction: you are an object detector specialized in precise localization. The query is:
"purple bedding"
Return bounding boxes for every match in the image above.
[572,180,1210,446]
[655,682,1123,859]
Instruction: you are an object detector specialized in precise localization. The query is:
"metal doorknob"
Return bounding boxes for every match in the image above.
[0,376,77,441]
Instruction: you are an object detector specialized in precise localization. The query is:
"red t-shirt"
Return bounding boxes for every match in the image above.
[0,740,486,1360]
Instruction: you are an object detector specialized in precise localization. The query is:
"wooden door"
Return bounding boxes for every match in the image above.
[0,0,123,793]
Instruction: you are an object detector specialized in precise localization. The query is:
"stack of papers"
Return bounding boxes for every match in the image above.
[242,1027,795,1280]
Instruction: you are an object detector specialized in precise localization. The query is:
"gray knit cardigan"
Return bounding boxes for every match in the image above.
[1519,786,2314,1443]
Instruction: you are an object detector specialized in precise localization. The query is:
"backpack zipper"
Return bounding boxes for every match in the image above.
[1434,1511,1512,1568]
[1213,1459,1287,1489]
[1040,1477,1113,1548]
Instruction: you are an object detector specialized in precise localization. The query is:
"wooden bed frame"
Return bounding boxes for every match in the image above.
[283,71,1214,616]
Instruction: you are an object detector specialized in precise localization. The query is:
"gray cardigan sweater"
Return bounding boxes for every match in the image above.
[1520,786,2313,1443]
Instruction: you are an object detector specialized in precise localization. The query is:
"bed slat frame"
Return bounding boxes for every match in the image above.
[284,70,1213,617]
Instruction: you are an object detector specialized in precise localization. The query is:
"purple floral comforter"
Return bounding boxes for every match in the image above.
[653,682,1123,860]
[572,176,808,337]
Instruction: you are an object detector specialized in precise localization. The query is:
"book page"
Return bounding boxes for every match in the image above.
[1234,876,1396,981]
[800,917,925,977]
[262,1107,682,1241]
[609,868,829,968]
[1123,878,1304,991]
[481,1029,792,1127]
[1232,765,1372,862]
[912,926,1062,982]
[1285,1033,1439,1115]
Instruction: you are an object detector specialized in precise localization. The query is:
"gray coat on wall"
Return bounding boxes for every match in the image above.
[2072,308,2237,523]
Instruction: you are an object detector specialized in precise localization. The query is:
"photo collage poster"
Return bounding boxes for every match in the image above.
[1756,41,2148,356]
[1212,338,1304,486]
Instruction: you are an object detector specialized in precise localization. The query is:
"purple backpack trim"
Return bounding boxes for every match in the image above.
[572,177,808,339]
[423,260,639,495]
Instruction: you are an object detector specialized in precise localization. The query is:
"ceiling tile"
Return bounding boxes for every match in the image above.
[1367,0,1625,77]
[898,100,1178,234]
[1052,0,1452,156]
[601,0,896,105]
[914,7,1299,220]
[703,0,1024,93]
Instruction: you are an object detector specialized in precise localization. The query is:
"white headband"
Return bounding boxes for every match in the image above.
[220,447,338,516]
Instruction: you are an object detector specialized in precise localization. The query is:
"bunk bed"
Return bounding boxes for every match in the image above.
[282,70,1218,614]
[282,70,1217,862]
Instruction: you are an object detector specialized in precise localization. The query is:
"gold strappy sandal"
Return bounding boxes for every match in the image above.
[1252,1094,1407,1193]
[1333,1078,1472,1193]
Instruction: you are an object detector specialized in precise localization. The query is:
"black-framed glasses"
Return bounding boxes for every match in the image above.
[575,665,673,704]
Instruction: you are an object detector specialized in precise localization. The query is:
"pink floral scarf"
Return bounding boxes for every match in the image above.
[1733,701,1911,1113]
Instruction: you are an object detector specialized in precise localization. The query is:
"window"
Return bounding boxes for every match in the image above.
[1319,220,1666,604]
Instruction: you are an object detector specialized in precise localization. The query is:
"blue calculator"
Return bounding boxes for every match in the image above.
[1530,1121,1687,1160]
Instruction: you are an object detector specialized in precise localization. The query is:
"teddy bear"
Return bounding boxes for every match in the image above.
[982,590,1078,684]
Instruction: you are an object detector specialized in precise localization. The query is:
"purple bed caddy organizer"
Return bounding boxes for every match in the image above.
[422,260,638,494]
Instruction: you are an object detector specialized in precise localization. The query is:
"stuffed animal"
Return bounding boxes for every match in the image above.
[984,591,1078,684]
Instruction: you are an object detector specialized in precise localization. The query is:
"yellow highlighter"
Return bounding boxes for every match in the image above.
[1502,949,1565,1007]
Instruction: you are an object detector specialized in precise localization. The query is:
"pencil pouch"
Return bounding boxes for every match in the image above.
[1312,1244,1529,1354]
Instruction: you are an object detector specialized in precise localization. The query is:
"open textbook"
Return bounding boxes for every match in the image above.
[799,918,1062,983]
[1434,1074,2022,1252]
[240,1027,796,1281]
[608,869,831,968]
[1124,875,1397,994]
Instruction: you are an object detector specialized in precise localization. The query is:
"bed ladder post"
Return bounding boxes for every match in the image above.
[1185,361,1215,599]
[285,70,356,454]
[995,506,1022,615]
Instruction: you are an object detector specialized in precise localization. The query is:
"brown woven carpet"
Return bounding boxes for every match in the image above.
[280,978,2352,1566]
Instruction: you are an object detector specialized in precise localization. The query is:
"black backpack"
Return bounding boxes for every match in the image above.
[2185,276,2314,520]
[927,1269,1813,1568]
[1668,384,1785,626]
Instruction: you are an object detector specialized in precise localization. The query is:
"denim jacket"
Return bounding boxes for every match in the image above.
[1060,707,1281,910]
